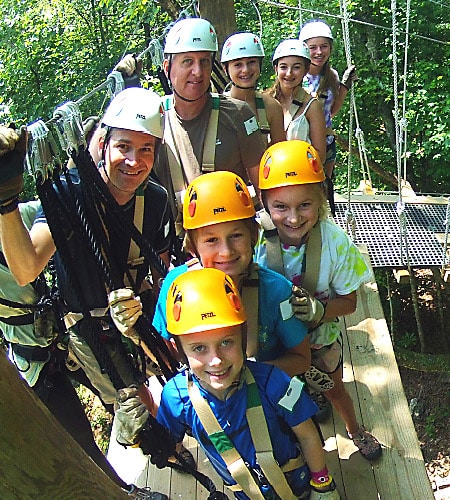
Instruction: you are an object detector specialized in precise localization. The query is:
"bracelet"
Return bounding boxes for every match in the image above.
[0,196,19,215]
[340,81,350,90]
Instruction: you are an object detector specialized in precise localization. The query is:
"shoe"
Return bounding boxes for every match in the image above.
[304,366,335,392]
[309,478,340,499]
[310,391,332,423]
[348,426,382,461]
[124,485,168,499]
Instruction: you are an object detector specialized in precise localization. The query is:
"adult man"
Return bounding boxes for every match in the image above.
[156,18,266,224]
[0,88,173,498]
[117,18,266,229]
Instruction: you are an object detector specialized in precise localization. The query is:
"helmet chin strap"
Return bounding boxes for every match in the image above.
[231,82,256,90]
[173,87,209,103]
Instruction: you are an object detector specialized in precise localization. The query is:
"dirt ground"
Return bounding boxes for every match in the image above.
[384,268,450,498]
[399,367,450,497]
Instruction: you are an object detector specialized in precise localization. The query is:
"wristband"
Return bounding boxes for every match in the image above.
[0,196,19,215]
[340,81,350,90]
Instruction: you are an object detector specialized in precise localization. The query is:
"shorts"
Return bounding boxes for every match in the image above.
[325,136,336,164]
[311,335,342,374]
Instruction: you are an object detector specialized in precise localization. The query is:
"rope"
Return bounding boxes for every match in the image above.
[257,0,449,45]
[340,0,372,194]
[443,197,450,271]
[298,0,304,27]
[251,0,263,40]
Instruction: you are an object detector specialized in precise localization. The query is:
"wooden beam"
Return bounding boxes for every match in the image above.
[393,268,410,284]
[0,351,127,499]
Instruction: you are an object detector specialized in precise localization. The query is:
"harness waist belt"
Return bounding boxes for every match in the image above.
[0,313,34,326]
[226,455,306,492]
[11,343,52,362]
[64,307,109,329]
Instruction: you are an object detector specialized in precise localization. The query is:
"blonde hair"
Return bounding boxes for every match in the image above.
[183,217,260,257]
[261,182,329,220]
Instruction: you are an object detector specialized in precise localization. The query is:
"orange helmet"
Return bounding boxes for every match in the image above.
[183,171,255,230]
[167,268,246,336]
[259,140,325,190]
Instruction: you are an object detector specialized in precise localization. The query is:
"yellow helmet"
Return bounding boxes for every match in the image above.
[167,268,246,336]
[183,171,255,230]
[259,140,325,190]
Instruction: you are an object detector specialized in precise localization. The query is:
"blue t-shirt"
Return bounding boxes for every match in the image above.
[157,361,316,498]
[153,264,308,362]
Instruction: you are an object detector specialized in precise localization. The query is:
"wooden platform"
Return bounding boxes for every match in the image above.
[107,245,434,499]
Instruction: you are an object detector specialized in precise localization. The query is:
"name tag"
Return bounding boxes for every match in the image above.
[280,298,293,321]
[244,116,259,135]
[278,376,304,412]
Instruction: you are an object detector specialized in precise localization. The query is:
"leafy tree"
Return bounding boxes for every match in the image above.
[0,0,448,194]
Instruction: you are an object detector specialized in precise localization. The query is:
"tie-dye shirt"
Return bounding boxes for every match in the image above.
[254,218,372,346]
[303,69,339,145]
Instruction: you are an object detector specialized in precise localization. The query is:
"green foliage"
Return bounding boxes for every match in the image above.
[0,0,448,194]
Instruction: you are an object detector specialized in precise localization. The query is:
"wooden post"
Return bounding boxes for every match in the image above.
[0,351,127,499]
[197,0,237,51]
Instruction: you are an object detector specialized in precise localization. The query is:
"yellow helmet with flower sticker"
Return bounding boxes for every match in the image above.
[167,268,246,336]
[259,140,325,190]
[183,171,255,230]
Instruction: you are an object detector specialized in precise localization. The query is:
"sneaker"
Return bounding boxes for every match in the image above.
[310,478,341,499]
[348,426,382,461]
[310,391,332,423]
[304,366,335,392]
[124,485,168,500]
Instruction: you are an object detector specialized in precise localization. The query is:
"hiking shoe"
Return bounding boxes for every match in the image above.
[348,426,382,461]
[124,485,168,499]
[304,366,335,392]
[310,391,332,423]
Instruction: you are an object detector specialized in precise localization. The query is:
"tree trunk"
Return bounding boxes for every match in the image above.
[0,351,127,499]
[198,0,237,51]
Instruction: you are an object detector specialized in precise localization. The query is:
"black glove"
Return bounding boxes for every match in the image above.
[0,125,27,214]
[341,65,358,90]
[139,418,177,469]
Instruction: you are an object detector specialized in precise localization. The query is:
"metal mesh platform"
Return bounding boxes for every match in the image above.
[334,201,447,268]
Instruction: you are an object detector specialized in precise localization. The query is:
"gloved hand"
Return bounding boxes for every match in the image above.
[310,476,340,499]
[0,125,27,214]
[82,115,100,140]
[108,288,142,344]
[114,54,143,76]
[341,64,358,90]
[115,386,149,446]
[290,285,325,327]
[0,126,19,156]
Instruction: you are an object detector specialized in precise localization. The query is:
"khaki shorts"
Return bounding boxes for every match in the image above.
[311,336,342,374]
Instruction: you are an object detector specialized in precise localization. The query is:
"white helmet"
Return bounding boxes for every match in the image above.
[221,32,265,63]
[272,39,310,65]
[101,88,164,138]
[164,18,218,54]
[299,20,333,43]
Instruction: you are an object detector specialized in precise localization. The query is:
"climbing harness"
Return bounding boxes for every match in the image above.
[258,210,321,296]
[188,368,305,499]
[162,93,220,216]
[255,94,270,135]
